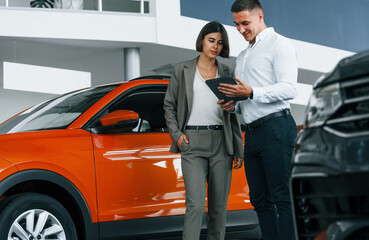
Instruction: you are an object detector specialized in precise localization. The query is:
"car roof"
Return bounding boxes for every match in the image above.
[129,75,171,81]
[89,75,171,89]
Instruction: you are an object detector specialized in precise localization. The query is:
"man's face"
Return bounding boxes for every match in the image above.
[233,9,263,45]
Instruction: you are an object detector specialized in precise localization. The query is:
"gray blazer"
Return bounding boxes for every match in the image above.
[164,57,244,158]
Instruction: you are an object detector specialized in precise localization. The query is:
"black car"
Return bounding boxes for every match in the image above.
[291,50,369,240]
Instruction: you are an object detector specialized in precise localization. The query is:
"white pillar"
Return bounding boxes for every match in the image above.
[124,48,141,81]
[140,0,144,13]
[97,0,102,11]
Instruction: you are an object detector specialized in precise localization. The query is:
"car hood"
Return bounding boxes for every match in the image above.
[314,50,369,89]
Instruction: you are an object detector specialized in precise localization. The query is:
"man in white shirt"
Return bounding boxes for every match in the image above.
[218,0,297,239]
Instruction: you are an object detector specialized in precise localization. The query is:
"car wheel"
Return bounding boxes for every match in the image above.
[0,193,77,240]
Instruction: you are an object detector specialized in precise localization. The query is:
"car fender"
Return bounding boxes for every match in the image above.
[0,169,98,240]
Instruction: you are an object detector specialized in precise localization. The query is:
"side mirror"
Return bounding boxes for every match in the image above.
[91,110,139,134]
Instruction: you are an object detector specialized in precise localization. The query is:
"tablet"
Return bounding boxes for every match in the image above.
[205,76,246,102]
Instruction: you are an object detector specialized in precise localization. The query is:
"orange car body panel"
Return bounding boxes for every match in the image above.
[0,79,252,224]
[92,130,252,222]
[0,156,19,183]
[0,129,99,222]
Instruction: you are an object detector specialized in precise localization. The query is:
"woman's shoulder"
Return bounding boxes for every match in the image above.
[218,62,230,70]
[172,60,187,70]
[174,58,197,68]
[217,61,233,76]
[172,57,198,73]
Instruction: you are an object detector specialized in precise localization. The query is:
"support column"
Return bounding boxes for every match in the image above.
[97,0,102,11]
[124,48,141,81]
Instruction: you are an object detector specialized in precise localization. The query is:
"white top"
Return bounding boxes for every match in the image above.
[235,27,297,123]
[187,67,223,125]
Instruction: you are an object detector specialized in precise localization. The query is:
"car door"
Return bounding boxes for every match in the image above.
[90,84,187,237]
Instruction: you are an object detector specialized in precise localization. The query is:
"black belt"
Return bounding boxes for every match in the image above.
[244,109,291,131]
[186,125,223,130]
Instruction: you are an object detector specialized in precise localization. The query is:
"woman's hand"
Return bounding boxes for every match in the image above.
[177,134,189,150]
[217,99,236,112]
[233,157,244,169]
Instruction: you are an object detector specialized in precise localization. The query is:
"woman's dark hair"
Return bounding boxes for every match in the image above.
[231,0,262,13]
[196,21,230,58]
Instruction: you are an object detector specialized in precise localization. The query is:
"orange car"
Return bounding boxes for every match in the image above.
[0,76,260,240]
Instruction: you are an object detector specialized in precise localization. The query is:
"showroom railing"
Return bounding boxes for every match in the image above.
[1,0,150,14]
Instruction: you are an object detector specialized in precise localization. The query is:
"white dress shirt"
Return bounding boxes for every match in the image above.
[235,27,297,124]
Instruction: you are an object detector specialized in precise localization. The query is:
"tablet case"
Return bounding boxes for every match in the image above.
[205,76,246,102]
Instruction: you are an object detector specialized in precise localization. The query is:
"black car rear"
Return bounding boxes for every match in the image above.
[291,50,369,240]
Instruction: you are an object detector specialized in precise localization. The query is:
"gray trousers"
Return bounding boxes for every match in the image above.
[181,129,233,240]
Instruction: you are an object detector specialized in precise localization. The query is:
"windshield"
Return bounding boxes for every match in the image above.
[0,85,118,134]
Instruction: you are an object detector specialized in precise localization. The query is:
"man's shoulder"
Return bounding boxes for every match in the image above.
[266,31,295,53]
[271,31,293,45]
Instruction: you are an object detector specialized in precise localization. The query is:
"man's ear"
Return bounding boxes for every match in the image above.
[258,11,264,23]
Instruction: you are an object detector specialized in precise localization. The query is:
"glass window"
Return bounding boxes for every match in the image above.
[0,85,118,134]
[90,86,168,133]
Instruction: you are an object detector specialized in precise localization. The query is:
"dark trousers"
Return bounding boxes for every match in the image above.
[244,114,297,240]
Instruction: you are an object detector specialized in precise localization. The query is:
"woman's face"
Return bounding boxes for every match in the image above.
[202,32,223,59]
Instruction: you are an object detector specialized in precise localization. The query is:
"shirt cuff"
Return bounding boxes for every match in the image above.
[230,102,241,114]
[251,87,265,101]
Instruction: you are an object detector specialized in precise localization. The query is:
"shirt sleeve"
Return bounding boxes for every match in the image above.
[253,39,298,103]
[231,102,242,114]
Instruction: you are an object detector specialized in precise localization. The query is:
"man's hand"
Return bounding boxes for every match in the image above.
[177,134,189,150]
[218,77,252,98]
[217,99,236,112]
[233,157,244,169]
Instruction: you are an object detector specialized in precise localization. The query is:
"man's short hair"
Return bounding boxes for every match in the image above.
[196,21,230,58]
[231,0,263,13]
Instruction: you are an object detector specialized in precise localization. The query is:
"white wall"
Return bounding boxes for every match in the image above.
[0,38,125,122]
[0,8,156,43]
[0,89,55,123]
[4,62,91,94]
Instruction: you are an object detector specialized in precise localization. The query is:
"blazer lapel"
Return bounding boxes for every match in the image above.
[216,60,229,77]
[184,57,198,112]
[216,61,232,126]
[183,58,229,113]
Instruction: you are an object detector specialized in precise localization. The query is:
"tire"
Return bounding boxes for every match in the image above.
[0,192,78,240]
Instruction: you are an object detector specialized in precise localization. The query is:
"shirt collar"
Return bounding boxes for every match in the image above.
[248,27,274,48]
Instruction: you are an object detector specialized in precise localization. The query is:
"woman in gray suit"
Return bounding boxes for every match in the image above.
[164,21,244,240]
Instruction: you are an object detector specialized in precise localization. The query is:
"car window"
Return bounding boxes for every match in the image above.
[0,85,118,134]
[90,85,168,133]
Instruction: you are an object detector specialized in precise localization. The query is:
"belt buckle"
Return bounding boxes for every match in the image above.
[207,125,212,130]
